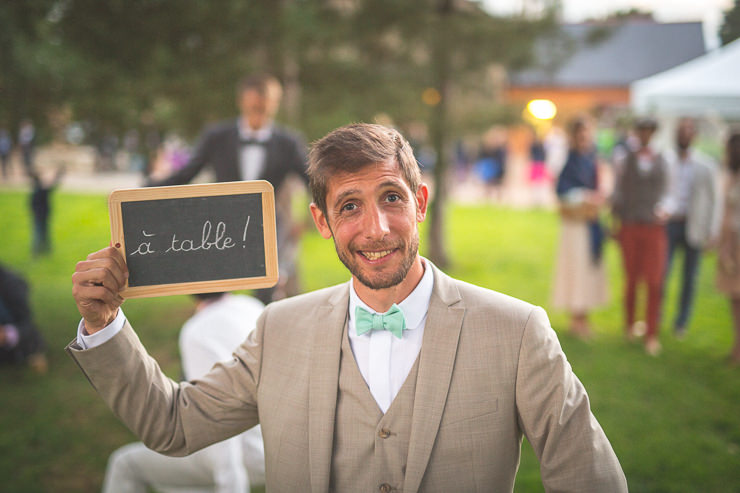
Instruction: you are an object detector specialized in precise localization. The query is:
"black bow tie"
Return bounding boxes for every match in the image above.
[240,138,267,147]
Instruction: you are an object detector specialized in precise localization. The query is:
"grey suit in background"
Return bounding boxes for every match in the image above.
[67,264,627,493]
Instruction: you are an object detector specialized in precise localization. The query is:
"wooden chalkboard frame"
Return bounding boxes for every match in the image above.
[109,180,278,298]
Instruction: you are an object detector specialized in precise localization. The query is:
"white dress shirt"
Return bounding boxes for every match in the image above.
[98,294,266,493]
[347,258,434,413]
[636,147,660,175]
[77,308,125,349]
[238,120,271,181]
[178,294,266,489]
[662,148,704,217]
[179,294,264,380]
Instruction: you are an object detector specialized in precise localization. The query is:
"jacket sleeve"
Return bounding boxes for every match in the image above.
[147,128,214,187]
[656,154,669,210]
[65,315,265,456]
[515,307,628,492]
[287,131,309,185]
[707,162,723,242]
[610,161,625,219]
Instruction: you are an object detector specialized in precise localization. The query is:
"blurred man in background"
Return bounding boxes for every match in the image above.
[29,166,65,257]
[612,117,668,355]
[147,74,309,303]
[18,119,35,173]
[660,118,720,338]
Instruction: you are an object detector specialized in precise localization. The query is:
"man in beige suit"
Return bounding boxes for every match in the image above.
[69,123,627,492]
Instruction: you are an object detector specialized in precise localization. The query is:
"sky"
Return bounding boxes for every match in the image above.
[482,0,734,48]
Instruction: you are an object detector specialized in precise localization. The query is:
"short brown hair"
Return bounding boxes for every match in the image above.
[308,123,421,214]
[236,73,282,99]
[635,116,658,131]
[567,116,590,139]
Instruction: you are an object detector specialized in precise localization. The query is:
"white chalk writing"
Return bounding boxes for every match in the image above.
[166,220,235,253]
[130,230,157,256]
[129,218,249,257]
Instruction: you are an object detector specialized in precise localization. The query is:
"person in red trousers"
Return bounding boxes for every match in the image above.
[612,117,669,355]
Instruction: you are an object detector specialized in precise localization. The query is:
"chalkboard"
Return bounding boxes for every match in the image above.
[109,181,278,298]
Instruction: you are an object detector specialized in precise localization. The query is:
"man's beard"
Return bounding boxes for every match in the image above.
[334,233,419,290]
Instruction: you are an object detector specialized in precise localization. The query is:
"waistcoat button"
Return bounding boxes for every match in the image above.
[379,483,392,493]
[378,428,391,439]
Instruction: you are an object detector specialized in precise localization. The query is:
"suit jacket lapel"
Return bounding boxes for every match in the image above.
[308,283,349,493]
[260,129,285,185]
[404,264,465,493]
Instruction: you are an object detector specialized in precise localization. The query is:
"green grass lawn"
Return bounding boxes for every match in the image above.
[1,188,738,492]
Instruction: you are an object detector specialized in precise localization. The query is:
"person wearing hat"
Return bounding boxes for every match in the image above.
[612,117,669,355]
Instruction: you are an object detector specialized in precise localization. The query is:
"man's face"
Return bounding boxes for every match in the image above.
[573,126,592,154]
[310,160,428,291]
[637,127,655,148]
[676,120,695,151]
[238,89,278,130]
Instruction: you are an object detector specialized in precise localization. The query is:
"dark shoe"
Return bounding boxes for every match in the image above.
[674,325,687,340]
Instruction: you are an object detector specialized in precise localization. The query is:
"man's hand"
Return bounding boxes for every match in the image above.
[584,190,606,209]
[653,206,670,224]
[72,246,128,335]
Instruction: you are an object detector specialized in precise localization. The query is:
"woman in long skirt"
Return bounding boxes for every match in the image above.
[551,118,608,338]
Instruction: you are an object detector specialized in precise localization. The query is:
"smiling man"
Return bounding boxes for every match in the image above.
[68,123,627,492]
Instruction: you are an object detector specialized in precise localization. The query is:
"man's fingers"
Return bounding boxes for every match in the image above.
[73,267,125,295]
[73,273,122,303]
[85,284,121,305]
[86,246,129,279]
[75,257,127,291]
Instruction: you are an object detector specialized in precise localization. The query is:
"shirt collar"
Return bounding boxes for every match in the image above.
[237,119,273,142]
[349,257,434,331]
[678,148,700,166]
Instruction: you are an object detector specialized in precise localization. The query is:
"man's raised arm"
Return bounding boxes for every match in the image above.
[71,246,128,335]
[67,245,261,458]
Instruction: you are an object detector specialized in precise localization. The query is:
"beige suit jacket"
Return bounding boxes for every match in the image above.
[67,264,627,492]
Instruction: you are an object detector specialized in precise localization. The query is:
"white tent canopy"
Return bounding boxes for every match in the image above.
[631,37,740,120]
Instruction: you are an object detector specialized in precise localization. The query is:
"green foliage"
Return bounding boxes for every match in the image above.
[3,190,735,492]
[0,1,66,133]
[0,1,553,142]
[721,0,740,46]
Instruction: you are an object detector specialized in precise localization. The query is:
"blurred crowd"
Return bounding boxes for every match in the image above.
[543,115,738,362]
[428,113,738,362]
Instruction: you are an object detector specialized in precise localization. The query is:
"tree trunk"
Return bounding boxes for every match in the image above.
[427,0,453,269]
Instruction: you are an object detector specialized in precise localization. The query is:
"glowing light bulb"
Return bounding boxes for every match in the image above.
[526,99,557,120]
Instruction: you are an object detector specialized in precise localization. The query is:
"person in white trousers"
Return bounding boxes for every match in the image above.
[102,293,266,493]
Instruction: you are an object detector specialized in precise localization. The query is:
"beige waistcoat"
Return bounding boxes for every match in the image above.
[330,324,420,492]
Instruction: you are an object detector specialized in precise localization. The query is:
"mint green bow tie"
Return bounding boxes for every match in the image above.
[355,304,407,339]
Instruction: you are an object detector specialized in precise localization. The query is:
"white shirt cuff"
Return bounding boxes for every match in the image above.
[76,309,126,349]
